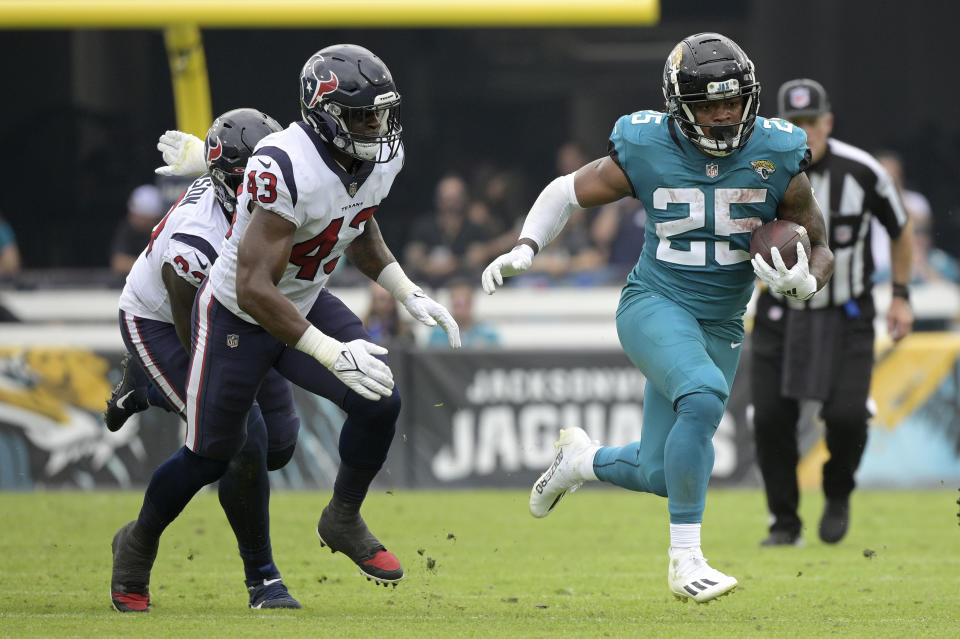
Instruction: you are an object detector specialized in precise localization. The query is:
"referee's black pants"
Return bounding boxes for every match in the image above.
[750,293,875,536]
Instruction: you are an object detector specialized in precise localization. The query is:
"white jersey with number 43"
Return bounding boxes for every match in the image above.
[208,122,404,324]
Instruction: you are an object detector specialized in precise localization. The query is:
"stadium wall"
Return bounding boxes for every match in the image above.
[1,285,958,492]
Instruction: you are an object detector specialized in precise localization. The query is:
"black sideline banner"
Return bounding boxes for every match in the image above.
[0,346,759,490]
[397,348,757,489]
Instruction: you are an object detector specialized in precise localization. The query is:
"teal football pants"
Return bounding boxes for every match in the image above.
[594,292,742,524]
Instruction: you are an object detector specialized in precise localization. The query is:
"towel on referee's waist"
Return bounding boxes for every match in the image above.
[780,306,845,401]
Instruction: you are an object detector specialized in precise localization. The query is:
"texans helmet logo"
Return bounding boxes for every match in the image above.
[207,136,222,162]
[305,70,340,108]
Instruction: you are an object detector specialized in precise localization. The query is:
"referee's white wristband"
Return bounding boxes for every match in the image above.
[376,261,421,301]
[294,325,342,369]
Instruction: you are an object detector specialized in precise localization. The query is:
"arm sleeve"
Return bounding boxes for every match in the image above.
[517,173,581,251]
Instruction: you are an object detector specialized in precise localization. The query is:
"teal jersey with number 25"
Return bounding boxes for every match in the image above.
[610,111,808,321]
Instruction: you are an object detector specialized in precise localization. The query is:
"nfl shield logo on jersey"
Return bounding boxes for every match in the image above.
[706,163,719,178]
[226,334,239,348]
[348,182,359,197]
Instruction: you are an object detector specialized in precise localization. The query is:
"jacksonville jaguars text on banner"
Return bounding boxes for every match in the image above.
[401,349,740,488]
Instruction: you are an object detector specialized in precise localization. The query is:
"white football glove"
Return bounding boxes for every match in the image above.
[752,243,818,301]
[154,130,207,177]
[402,291,461,348]
[481,244,535,294]
[326,339,395,401]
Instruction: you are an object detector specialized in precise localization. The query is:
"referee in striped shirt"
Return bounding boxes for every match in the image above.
[751,79,914,547]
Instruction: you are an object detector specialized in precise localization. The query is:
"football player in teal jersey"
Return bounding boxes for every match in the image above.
[482,32,835,603]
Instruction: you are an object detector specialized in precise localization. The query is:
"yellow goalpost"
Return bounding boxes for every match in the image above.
[0,0,659,136]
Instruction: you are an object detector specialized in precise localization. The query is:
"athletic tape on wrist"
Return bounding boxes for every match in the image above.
[294,325,342,368]
[377,261,421,301]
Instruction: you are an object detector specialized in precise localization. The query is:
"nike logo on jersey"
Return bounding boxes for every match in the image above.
[194,253,209,270]
[115,390,137,410]
[730,342,742,349]
[258,158,272,168]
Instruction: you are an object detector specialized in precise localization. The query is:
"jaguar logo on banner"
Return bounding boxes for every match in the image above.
[0,347,174,489]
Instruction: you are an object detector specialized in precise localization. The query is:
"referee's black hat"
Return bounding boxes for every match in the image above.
[777,78,831,119]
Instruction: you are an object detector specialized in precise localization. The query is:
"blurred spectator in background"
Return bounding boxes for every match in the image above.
[874,150,959,284]
[427,277,499,348]
[0,211,21,278]
[468,164,527,238]
[908,209,960,284]
[592,198,647,281]
[110,184,164,279]
[0,210,20,320]
[404,174,491,288]
[510,141,610,286]
[555,140,587,176]
[518,208,609,285]
[363,282,415,348]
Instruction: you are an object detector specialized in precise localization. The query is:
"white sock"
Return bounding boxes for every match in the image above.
[669,523,701,557]
[576,445,600,481]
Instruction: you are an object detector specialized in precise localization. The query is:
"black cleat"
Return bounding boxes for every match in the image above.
[819,498,850,544]
[110,521,158,613]
[760,530,804,547]
[247,577,302,609]
[103,353,149,432]
[316,498,403,586]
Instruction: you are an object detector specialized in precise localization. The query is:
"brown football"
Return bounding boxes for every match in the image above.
[749,220,811,269]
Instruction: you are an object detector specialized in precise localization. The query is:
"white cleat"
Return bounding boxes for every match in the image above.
[668,548,738,603]
[529,427,597,518]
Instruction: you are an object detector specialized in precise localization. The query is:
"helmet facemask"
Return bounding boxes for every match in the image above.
[210,167,244,216]
[322,95,402,163]
[672,84,761,157]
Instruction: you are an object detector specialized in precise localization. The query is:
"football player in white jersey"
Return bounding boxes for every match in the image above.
[108,109,305,611]
[110,45,460,613]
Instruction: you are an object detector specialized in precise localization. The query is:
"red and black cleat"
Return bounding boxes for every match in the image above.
[111,588,150,613]
[316,498,403,587]
[110,521,158,613]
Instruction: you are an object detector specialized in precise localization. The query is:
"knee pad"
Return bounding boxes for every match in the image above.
[266,444,296,471]
[262,410,300,455]
[676,392,725,430]
[347,387,402,427]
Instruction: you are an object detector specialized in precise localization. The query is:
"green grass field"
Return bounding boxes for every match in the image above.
[1,488,958,639]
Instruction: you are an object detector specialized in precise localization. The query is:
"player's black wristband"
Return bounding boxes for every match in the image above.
[516,238,540,255]
[892,283,910,302]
